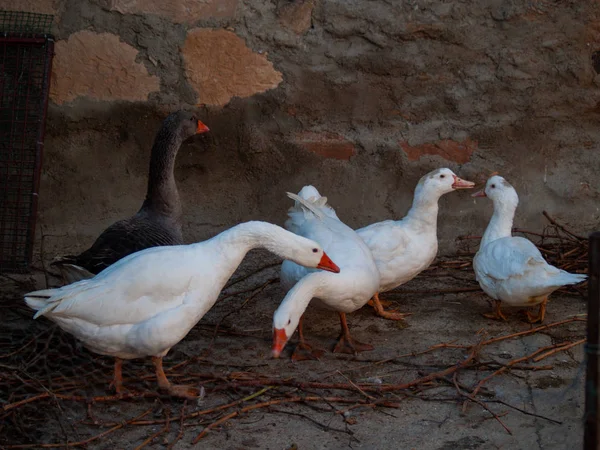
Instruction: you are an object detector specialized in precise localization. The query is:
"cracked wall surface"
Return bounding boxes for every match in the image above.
[5,0,598,261]
[50,31,160,104]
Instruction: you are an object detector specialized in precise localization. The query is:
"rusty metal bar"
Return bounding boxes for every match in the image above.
[28,38,54,265]
[586,232,600,450]
[0,33,53,271]
[0,37,46,44]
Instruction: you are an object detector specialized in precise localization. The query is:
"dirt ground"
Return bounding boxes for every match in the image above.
[0,250,587,450]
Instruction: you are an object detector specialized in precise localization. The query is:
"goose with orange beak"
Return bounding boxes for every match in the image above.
[272,186,380,361]
[52,110,211,284]
[26,220,339,399]
[472,175,587,323]
[355,168,475,320]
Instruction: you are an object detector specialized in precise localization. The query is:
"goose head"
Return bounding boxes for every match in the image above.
[415,168,475,198]
[472,175,519,209]
[265,228,340,275]
[169,110,210,141]
[288,239,340,274]
[272,322,293,358]
[268,234,340,358]
[271,273,329,358]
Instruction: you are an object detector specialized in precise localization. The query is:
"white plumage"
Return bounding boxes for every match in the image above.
[472,175,587,322]
[25,221,339,398]
[356,168,475,319]
[273,186,380,360]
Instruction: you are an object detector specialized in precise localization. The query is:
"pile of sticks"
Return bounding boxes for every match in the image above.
[0,211,589,447]
[0,315,586,448]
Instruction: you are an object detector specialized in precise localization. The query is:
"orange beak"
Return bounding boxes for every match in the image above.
[272,328,288,358]
[196,120,210,134]
[317,252,340,273]
[471,189,487,198]
[452,175,475,189]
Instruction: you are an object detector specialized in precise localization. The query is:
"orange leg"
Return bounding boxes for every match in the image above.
[368,292,411,321]
[483,300,507,321]
[526,297,548,324]
[109,357,125,394]
[333,312,374,355]
[367,296,392,308]
[152,356,202,399]
[291,314,325,362]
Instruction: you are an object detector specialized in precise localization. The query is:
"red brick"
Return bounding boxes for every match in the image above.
[400,138,477,164]
[294,132,356,160]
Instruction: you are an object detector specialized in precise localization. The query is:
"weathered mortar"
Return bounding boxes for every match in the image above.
[1,0,599,265]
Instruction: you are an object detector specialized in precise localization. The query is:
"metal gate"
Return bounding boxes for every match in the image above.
[0,11,54,272]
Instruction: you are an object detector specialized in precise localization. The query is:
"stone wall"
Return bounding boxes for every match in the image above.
[3,0,600,262]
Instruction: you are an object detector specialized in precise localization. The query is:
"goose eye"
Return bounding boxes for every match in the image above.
[287,319,291,325]
[440,174,445,178]
[491,184,496,189]
[312,248,318,253]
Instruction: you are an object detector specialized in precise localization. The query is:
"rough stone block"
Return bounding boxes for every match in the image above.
[106,0,238,24]
[277,0,314,35]
[50,31,160,105]
[0,0,56,15]
[182,28,283,106]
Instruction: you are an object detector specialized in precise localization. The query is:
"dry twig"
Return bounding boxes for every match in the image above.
[3,408,153,449]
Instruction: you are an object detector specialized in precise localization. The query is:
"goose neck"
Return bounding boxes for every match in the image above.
[481,202,516,247]
[277,272,327,320]
[209,221,310,264]
[142,131,183,219]
[404,186,440,229]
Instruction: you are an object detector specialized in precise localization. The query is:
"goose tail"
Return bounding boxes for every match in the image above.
[556,271,587,287]
[24,288,62,319]
[287,185,339,218]
[285,185,340,233]
[286,191,326,220]
[50,254,77,267]
[57,264,95,284]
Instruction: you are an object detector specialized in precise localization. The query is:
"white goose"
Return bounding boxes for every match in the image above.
[472,175,587,322]
[25,221,340,398]
[272,186,380,361]
[356,168,474,319]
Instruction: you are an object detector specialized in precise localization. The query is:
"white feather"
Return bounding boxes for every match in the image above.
[24,221,334,360]
[275,185,379,340]
[473,176,587,307]
[355,168,467,293]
